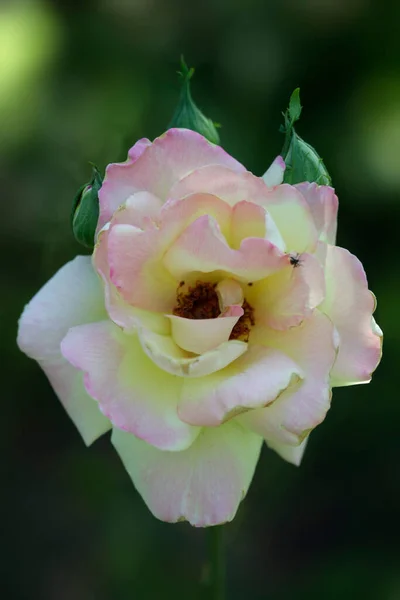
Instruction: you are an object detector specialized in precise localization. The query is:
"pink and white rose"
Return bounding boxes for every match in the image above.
[17,129,382,526]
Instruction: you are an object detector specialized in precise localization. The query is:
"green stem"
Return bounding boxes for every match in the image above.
[207,526,225,600]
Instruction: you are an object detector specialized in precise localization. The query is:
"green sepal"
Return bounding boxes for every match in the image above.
[281,88,331,186]
[71,165,103,249]
[283,133,331,185]
[168,57,220,145]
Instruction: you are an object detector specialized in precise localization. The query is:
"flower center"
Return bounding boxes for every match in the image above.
[173,280,255,342]
[173,281,220,320]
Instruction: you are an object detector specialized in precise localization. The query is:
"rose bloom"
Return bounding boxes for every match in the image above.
[17,129,382,527]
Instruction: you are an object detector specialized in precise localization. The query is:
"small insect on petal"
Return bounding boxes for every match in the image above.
[289,253,303,268]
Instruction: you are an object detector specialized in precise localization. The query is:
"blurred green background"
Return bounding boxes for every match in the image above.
[3,0,399,598]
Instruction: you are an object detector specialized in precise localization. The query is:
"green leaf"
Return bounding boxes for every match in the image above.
[168,56,220,145]
[71,165,102,249]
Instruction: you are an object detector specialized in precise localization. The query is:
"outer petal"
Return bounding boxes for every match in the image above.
[295,182,338,244]
[60,321,200,451]
[240,311,337,445]
[98,129,245,230]
[319,245,382,386]
[179,345,303,427]
[266,436,309,466]
[128,138,152,161]
[17,256,111,445]
[262,156,285,187]
[163,215,289,282]
[112,421,263,526]
[168,164,270,207]
[98,137,151,230]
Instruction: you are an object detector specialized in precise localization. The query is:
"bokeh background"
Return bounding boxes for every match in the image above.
[3,0,399,598]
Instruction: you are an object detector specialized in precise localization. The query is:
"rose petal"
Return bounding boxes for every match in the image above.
[108,223,177,312]
[138,327,248,377]
[216,278,244,309]
[167,306,243,354]
[319,245,382,386]
[178,345,303,427]
[246,253,325,330]
[240,311,337,445]
[295,182,338,244]
[61,321,200,451]
[262,184,319,253]
[98,137,151,230]
[262,156,286,187]
[112,191,163,230]
[128,138,152,161]
[17,257,111,445]
[266,436,309,466]
[163,214,288,282]
[112,421,263,526]
[106,193,233,312]
[169,164,270,207]
[98,129,245,230]
[93,226,170,333]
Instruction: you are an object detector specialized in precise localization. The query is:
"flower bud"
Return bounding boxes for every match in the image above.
[168,57,220,145]
[71,165,102,249]
[281,88,331,186]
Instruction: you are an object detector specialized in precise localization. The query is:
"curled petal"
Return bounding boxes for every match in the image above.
[266,436,309,466]
[167,306,243,354]
[17,257,111,445]
[61,322,200,451]
[112,421,263,527]
[108,224,177,312]
[240,311,337,446]
[262,155,286,187]
[216,278,244,309]
[230,201,285,252]
[320,245,382,386]
[163,215,288,282]
[93,226,170,333]
[230,201,266,249]
[179,345,303,427]
[138,327,248,378]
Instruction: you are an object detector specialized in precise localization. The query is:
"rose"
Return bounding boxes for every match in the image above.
[17,129,382,527]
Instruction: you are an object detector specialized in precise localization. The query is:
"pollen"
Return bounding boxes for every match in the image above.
[229,300,255,342]
[173,281,220,320]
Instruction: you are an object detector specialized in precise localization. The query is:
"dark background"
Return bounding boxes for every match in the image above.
[2,1,399,598]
